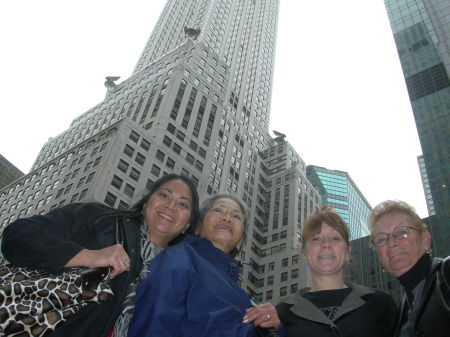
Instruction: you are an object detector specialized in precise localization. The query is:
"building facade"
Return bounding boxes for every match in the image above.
[0,0,323,303]
[306,165,371,240]
[0,155,24,191]
[383,0,450,256]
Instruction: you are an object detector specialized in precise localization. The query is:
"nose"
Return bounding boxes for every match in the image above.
[165,197,177,210]
[386,233,399,248]
[320,237,331,247]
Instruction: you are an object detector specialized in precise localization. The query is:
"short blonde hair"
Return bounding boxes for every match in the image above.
[369,200,427,234]
[301,206,350,252]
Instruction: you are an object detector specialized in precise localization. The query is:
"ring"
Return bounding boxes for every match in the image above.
[266,314,270,321]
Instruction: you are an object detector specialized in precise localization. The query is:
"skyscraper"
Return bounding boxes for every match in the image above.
[0,0,320,303]
[306,165,371,240]
[0,155,24,191]
[383,0,450,255]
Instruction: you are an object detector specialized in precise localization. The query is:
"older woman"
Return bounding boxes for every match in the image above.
[128,194,282,337]
[370,200,450,337]
[1,173,199,337]
[277,206,397,337]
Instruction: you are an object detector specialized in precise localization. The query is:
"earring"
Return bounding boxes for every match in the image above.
[425,247,432,255]
[379,262,386,273]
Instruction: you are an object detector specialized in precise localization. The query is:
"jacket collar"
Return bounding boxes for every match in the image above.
[183,235,243,282]
[281,282,375,324]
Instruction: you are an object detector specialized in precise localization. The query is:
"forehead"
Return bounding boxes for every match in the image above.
[373,212,413,233]
[158,179,191,199]
[316,223,342,235]
[212,198,242,211]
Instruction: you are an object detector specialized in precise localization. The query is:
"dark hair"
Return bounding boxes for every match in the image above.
[128,174,200,238]
[301,206,350,252]
[198,194,248,257]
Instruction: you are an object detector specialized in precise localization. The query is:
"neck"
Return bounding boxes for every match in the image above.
[311,272,347,291]
[398,253,431,291]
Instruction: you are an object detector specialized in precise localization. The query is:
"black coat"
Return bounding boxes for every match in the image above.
[395,257,450,337]
[276,283,398,337]
[1,203,142,337]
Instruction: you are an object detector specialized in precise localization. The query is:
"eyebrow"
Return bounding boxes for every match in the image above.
[214,204,242,213]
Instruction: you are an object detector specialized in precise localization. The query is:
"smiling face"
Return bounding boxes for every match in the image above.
[199,198,245,253]
[303,222,350,277]
[372,211,431,277]
[143,179,192,247]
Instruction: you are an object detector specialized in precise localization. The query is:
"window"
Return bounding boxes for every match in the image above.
[156,150,165,162]
[163,136,172,147]
[166,157,175,170]
[186,153,194,165]
[292,255,299,265]
[268,262,275,271]
[282,258,288,267]
[86,172,95,184]
[140,139,150,151]
[173,143,181,154]
[266,290,273,301]
[195,160,203,172]
[118,200,129,210]
[290,284,298,294]
[129,168,140,181]
[111,175,123,190]
[281,272,288,282]
[118,159,129,173]
[151,164,161,177]
[79,189,88,200]
[267,275,274,285]
[291,269,298,279]
[104,192,117,207]
[124,145,135,157]
[280,287,287,297]
[129,130,139,143]
[123,184,135,198]
[135,153,146,165]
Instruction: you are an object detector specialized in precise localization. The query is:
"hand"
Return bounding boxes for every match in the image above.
[243,303,281,329]
[65,244,130,279]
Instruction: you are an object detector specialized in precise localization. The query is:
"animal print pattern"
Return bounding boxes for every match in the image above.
[0,264,113,336]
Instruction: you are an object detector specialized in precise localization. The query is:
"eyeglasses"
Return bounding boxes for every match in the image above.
[209,206,244,222]
[371,226,420,247]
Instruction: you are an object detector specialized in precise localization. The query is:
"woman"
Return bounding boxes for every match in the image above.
[370,200,450,336]
[128,194,282,337]
[276,206,397,337]
[1,173,200,337]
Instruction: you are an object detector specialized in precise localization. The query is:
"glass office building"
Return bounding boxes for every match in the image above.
[306,165,371,240]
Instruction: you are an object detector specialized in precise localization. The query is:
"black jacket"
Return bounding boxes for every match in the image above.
[276,282,398,337]
[1,203,142,337]
[395,256,450,337]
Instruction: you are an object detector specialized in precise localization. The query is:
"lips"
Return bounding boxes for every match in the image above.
[157,212,174,222]
[318,255,335,259]
[215,224,232,232]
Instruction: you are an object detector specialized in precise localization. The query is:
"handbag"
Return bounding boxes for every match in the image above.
[0,217,124,337]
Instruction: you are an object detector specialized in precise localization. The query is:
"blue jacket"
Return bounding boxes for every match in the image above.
[128,236,258,337]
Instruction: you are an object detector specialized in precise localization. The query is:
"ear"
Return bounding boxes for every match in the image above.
[347,246,352,263]
[423,231,432,251]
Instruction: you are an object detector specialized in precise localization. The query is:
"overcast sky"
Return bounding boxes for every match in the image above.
[0,1,428,217]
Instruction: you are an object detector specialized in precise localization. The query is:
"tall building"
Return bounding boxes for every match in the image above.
[0,0,321,303]
[306,165,371,240]
[383,0,450,256]
[0,155,24,190]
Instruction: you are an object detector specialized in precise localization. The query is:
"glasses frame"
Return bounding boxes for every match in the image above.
[208,206,244,223]
[371,226,420,247]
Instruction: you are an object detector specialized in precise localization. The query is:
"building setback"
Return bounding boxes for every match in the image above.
[383,0,450,256]
[0,155,24,191]
[0,0,322,303]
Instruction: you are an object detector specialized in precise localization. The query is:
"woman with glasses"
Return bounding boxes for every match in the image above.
[370,200,450,337]
[127,194,282,336]
[277,206,397,337]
